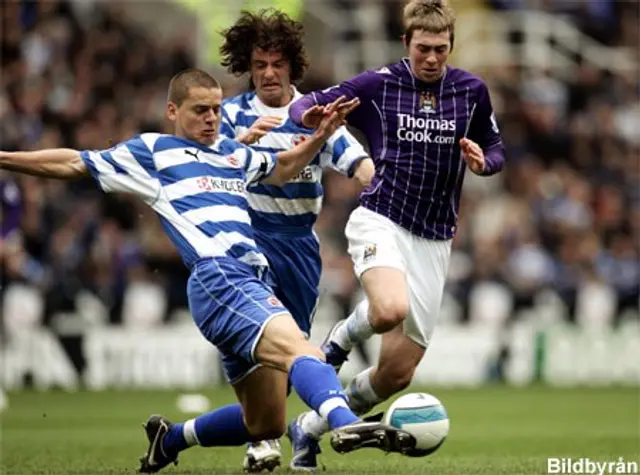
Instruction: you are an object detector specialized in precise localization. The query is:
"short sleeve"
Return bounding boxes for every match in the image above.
[290,70,384,129]
[243,146,277,184]
[319,126,369,177]
[80,134,161,201]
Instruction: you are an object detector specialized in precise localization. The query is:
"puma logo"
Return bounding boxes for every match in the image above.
[184,149,200,161]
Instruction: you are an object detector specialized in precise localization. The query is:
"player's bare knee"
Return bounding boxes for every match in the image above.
[286,342,325,370]
[369,300,409,333]
[257,314,323,370]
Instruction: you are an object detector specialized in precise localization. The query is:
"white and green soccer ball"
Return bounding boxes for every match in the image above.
[383,392,449,457]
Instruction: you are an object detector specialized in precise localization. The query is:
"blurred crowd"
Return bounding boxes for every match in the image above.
[487,0,639,48]
[1,0,638,331]
[1,1,195,325]
[318,0,640,327]
[449,63,639,324]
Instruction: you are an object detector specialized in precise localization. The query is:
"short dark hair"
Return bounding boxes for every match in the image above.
[219,9,309,88]
[167,68,220,106]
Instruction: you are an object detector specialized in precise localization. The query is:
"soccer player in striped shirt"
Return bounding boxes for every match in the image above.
[218,10,375,471]
[0,69,416,473]
[287,0,506,468]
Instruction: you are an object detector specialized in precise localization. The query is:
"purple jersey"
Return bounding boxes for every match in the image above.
[290,60,505,240]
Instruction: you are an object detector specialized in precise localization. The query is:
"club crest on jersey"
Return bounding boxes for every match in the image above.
[419,91,437,114]
[267,295,282,307]
[292,134,308,147]
[363,243,377,262]
[226,155,239,167]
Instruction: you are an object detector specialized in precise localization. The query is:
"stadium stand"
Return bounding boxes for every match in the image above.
[1,0,638,388]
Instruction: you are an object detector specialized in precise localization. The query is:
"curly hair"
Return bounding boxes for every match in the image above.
[220,9,309,88]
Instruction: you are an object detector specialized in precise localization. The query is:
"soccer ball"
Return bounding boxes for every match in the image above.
[383,392,449,457]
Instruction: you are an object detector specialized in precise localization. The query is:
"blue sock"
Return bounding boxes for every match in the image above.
[289,356,360,429]
[162,404,257,456]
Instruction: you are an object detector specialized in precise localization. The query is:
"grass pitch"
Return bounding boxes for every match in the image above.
[1,385,638,475]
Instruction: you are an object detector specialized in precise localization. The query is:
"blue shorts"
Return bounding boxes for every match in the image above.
[254,230,321,336]
[187,257,289,384]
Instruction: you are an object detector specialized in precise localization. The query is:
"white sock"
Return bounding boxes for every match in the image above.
[299,367,385,440]
[344,367,384,415]
[182,418,200,447]
[300,410,329,439]
[333,300,373,351]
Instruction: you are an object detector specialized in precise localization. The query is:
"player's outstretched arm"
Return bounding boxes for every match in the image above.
[290,70,382,129]
[0,149,88,179]
[263,96,360,186]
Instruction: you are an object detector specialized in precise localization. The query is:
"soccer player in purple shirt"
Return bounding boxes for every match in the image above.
[286,0,506,468]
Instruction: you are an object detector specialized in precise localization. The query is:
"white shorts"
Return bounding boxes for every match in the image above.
[345,206,452,348]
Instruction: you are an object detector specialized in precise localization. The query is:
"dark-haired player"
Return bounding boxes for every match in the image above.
[219,10,375,471]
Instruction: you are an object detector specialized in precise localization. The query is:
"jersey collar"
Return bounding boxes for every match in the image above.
[252,86,302,118]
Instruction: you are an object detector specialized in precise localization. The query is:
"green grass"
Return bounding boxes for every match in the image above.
[1,386,638,474]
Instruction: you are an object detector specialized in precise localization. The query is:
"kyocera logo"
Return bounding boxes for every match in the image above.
[396,113,456,144]
[197,177,245,194]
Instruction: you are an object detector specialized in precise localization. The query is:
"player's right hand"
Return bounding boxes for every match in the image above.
[301,105,327,129]
[332,96,360,119]
[239,116,282,145]
[314,96,361,138]
[301,95,360,129]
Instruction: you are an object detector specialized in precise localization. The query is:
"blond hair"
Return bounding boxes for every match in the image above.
[403,0,456,48]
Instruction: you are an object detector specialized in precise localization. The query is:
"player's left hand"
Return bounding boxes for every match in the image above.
[459,138,485,175]
[238,116,282,145]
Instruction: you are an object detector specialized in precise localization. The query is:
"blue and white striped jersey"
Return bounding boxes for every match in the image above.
[220,88,368,231]
[80,133,276,269]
